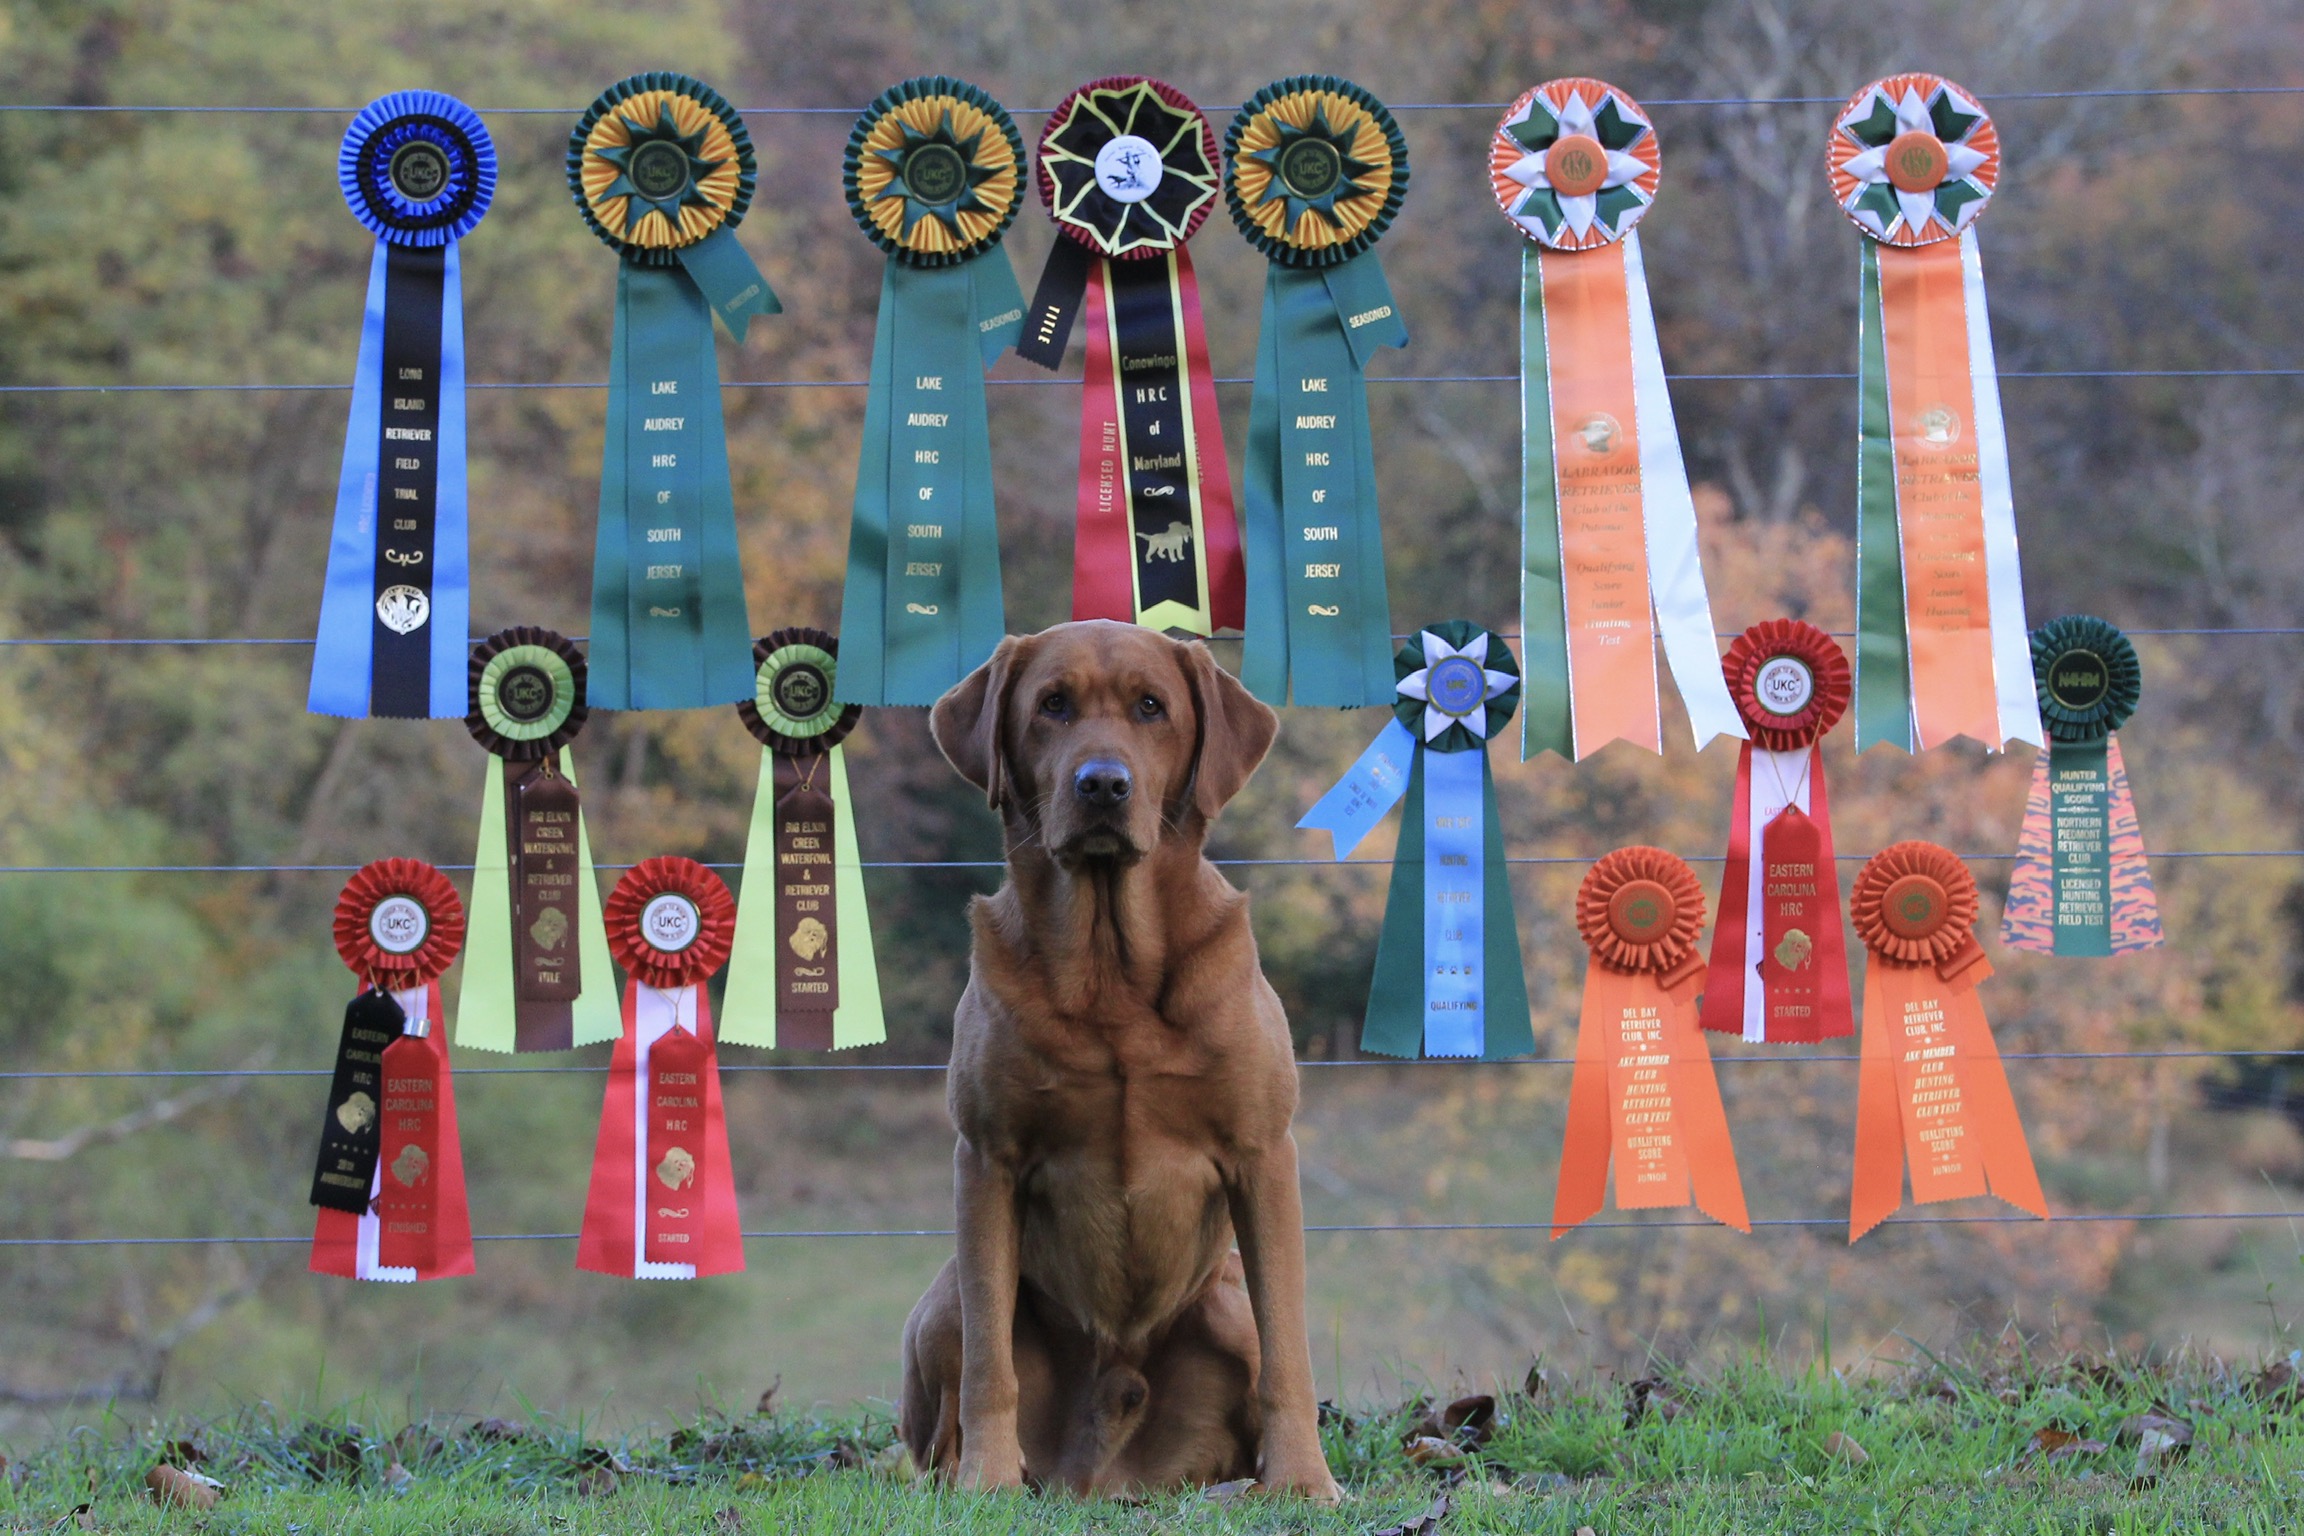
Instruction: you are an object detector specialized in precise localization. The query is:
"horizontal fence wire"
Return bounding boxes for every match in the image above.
[2,628,2296,649]
[5,367,2299,396]
[0,85,2298,116]
[5,1211,2301,1248]
[7,1049,2302,1083]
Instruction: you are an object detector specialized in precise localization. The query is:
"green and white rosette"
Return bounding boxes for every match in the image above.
[1299,620,1535,1059]
[456,627,619,1053]
[835,77,1027,707]
[570,73,778,713]
[721,629,886,1050]
[2000,616,2162,956]
[1226,77,1410,708]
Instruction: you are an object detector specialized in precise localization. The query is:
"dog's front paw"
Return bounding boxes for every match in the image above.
[955,1444,1026,1492]
[1259,1457,1341,1504]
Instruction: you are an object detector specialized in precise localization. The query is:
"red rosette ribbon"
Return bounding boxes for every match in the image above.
[1576,846,1707,996]
[333,858,466,988]
[605,856,736,991]
[1850,840,1987,984]
[1723,619,1851,751]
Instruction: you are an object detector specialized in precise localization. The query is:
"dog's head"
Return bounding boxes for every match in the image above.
[930,621,1279,866]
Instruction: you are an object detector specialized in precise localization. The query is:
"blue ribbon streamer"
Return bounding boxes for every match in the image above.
[309,241,470,718]
[1297,716,1415,858]
[1421,746,1485,1058]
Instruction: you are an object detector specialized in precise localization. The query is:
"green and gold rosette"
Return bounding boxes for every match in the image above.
[2000,616,2161,957]
[721,629,887,1051]
[834,77,1026,710]
[454,627,618,1053]
[570,73,777,714]
[1227,77,1411,709]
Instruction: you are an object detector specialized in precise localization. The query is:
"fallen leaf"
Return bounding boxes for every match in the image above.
[1822,1430,1870,1465]
[754,1374,781,1417]
[572,1465,619,1498]
[144,1464,223,1511]
[1403,1435,1463,1467]
[70,1504,96,1531]
[2116,1412,2193,1451]
[1513,1470,1571,1493]
[1369,1490,1451,1535]
[1204,1478,1256,1503]
[1441,1394,1496,1449]
[382,1460,413,1494]
[713,1508,745,1533]
[1522,1362,1552,1401]
[1576,1527,1599,1536]
[1624,1377,1684,1426]
[158,1439,204,1466]
[2251,1358,2299,1406]
[871,1442,915,1479]
[472,1416,531,1443]
[2024,1426,2078,1459]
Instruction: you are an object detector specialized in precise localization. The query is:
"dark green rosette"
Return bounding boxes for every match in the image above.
[455,627,617,1054]
[1227,77,1412,708]
[2002,614,2160,958]
[570,73,778,713]
[2030,614,2141,743]
[1299,620,1532,1061]
[724,628,885,1052]
[835,78,1028,708]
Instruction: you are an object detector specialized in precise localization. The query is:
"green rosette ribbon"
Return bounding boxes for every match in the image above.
[1227,77,1410,707]
[571,73,778,713]
[835,77,1027,707]
[454,627,619,1053]
[2000,615,2161,957]
[1298,620,1534,1059]
[721,629,887,1050]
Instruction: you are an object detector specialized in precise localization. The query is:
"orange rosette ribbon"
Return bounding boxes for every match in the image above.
[1552,848,1749,1237]
[581,856,744,1279]
[1847,841,2047,1240]
[1700,620,1858,1044]
[333,857,466,989]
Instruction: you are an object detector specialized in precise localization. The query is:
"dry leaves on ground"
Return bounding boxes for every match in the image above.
[1369,1491,1451,1535]
[143,1464,223,1510]
[1822,1430,1870,1465]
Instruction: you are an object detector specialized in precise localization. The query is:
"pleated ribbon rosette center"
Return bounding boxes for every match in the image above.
[311,859,474,1282]
[579,857,745,1279]
[1552,848,1749,1236]
[1847,841,2049,1240]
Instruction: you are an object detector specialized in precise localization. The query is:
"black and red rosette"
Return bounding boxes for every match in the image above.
[1038,76,1221,260]
[1576,846,1706,982]
[467,626,588,761]
[1723,620,1851,753]
[606,857,736,991]
[334,858,466,988]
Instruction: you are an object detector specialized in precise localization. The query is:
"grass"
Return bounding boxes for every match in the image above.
[4,1346,2301,1534]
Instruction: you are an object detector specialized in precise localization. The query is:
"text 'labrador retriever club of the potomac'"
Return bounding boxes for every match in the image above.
[900,620,1340,1501]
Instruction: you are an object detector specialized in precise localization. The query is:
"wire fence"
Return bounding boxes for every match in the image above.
[2,74,2300,1258]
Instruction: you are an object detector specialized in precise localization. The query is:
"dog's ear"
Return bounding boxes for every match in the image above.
[931,635,1028,811]
[1179,641,1279,821]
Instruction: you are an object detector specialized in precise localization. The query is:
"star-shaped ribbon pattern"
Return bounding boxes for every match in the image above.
[1396,627,1519,744]
[1497,86,1652,245]
[1833,80,1994,243]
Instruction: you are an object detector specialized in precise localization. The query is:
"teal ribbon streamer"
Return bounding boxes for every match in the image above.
[1517,247,1572,759]
[1360,747,1534,1061]
[587,261,757,711]
[838,253,1023,707]
[1240,252,1405,708]
[1852,241,1913,752]
[2047,736,2113,956]
[677,227,781,344]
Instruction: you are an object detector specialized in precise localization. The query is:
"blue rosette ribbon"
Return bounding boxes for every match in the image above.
[570,74,781,712]
[1299,620,1535,1059]
[309,91,495,719]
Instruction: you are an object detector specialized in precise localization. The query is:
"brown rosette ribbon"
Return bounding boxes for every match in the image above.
[1701,620,1857,1044]
[311,859,474,1281]
[581,856,744,1279]
[1848,841,2047,1241]
[1553,848,1749,1237]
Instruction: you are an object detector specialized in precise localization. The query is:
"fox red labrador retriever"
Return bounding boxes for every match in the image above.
[899,621,1337,1500]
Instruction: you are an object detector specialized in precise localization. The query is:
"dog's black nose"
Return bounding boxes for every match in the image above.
[1073,759,1132,807]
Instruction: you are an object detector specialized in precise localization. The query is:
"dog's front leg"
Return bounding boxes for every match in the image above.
[953,1135,1026,1489]
[1228,1133,1341,1502]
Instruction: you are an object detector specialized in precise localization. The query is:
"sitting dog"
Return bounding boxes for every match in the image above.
[899,621,1338,1500]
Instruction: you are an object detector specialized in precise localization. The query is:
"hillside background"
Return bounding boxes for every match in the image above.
[3,0,2302,1439]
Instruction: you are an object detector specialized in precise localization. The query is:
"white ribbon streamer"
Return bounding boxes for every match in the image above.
[631,982,699,1281]
[1961,229,2043,749]
[1624,232,1746,751]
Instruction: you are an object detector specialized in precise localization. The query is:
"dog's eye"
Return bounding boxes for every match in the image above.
[1040,692,1070,719]
[1137,695,1164,720]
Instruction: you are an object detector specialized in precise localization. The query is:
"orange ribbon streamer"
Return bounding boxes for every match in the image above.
[1540,245,1658,756]
[1879,242,1998,749]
